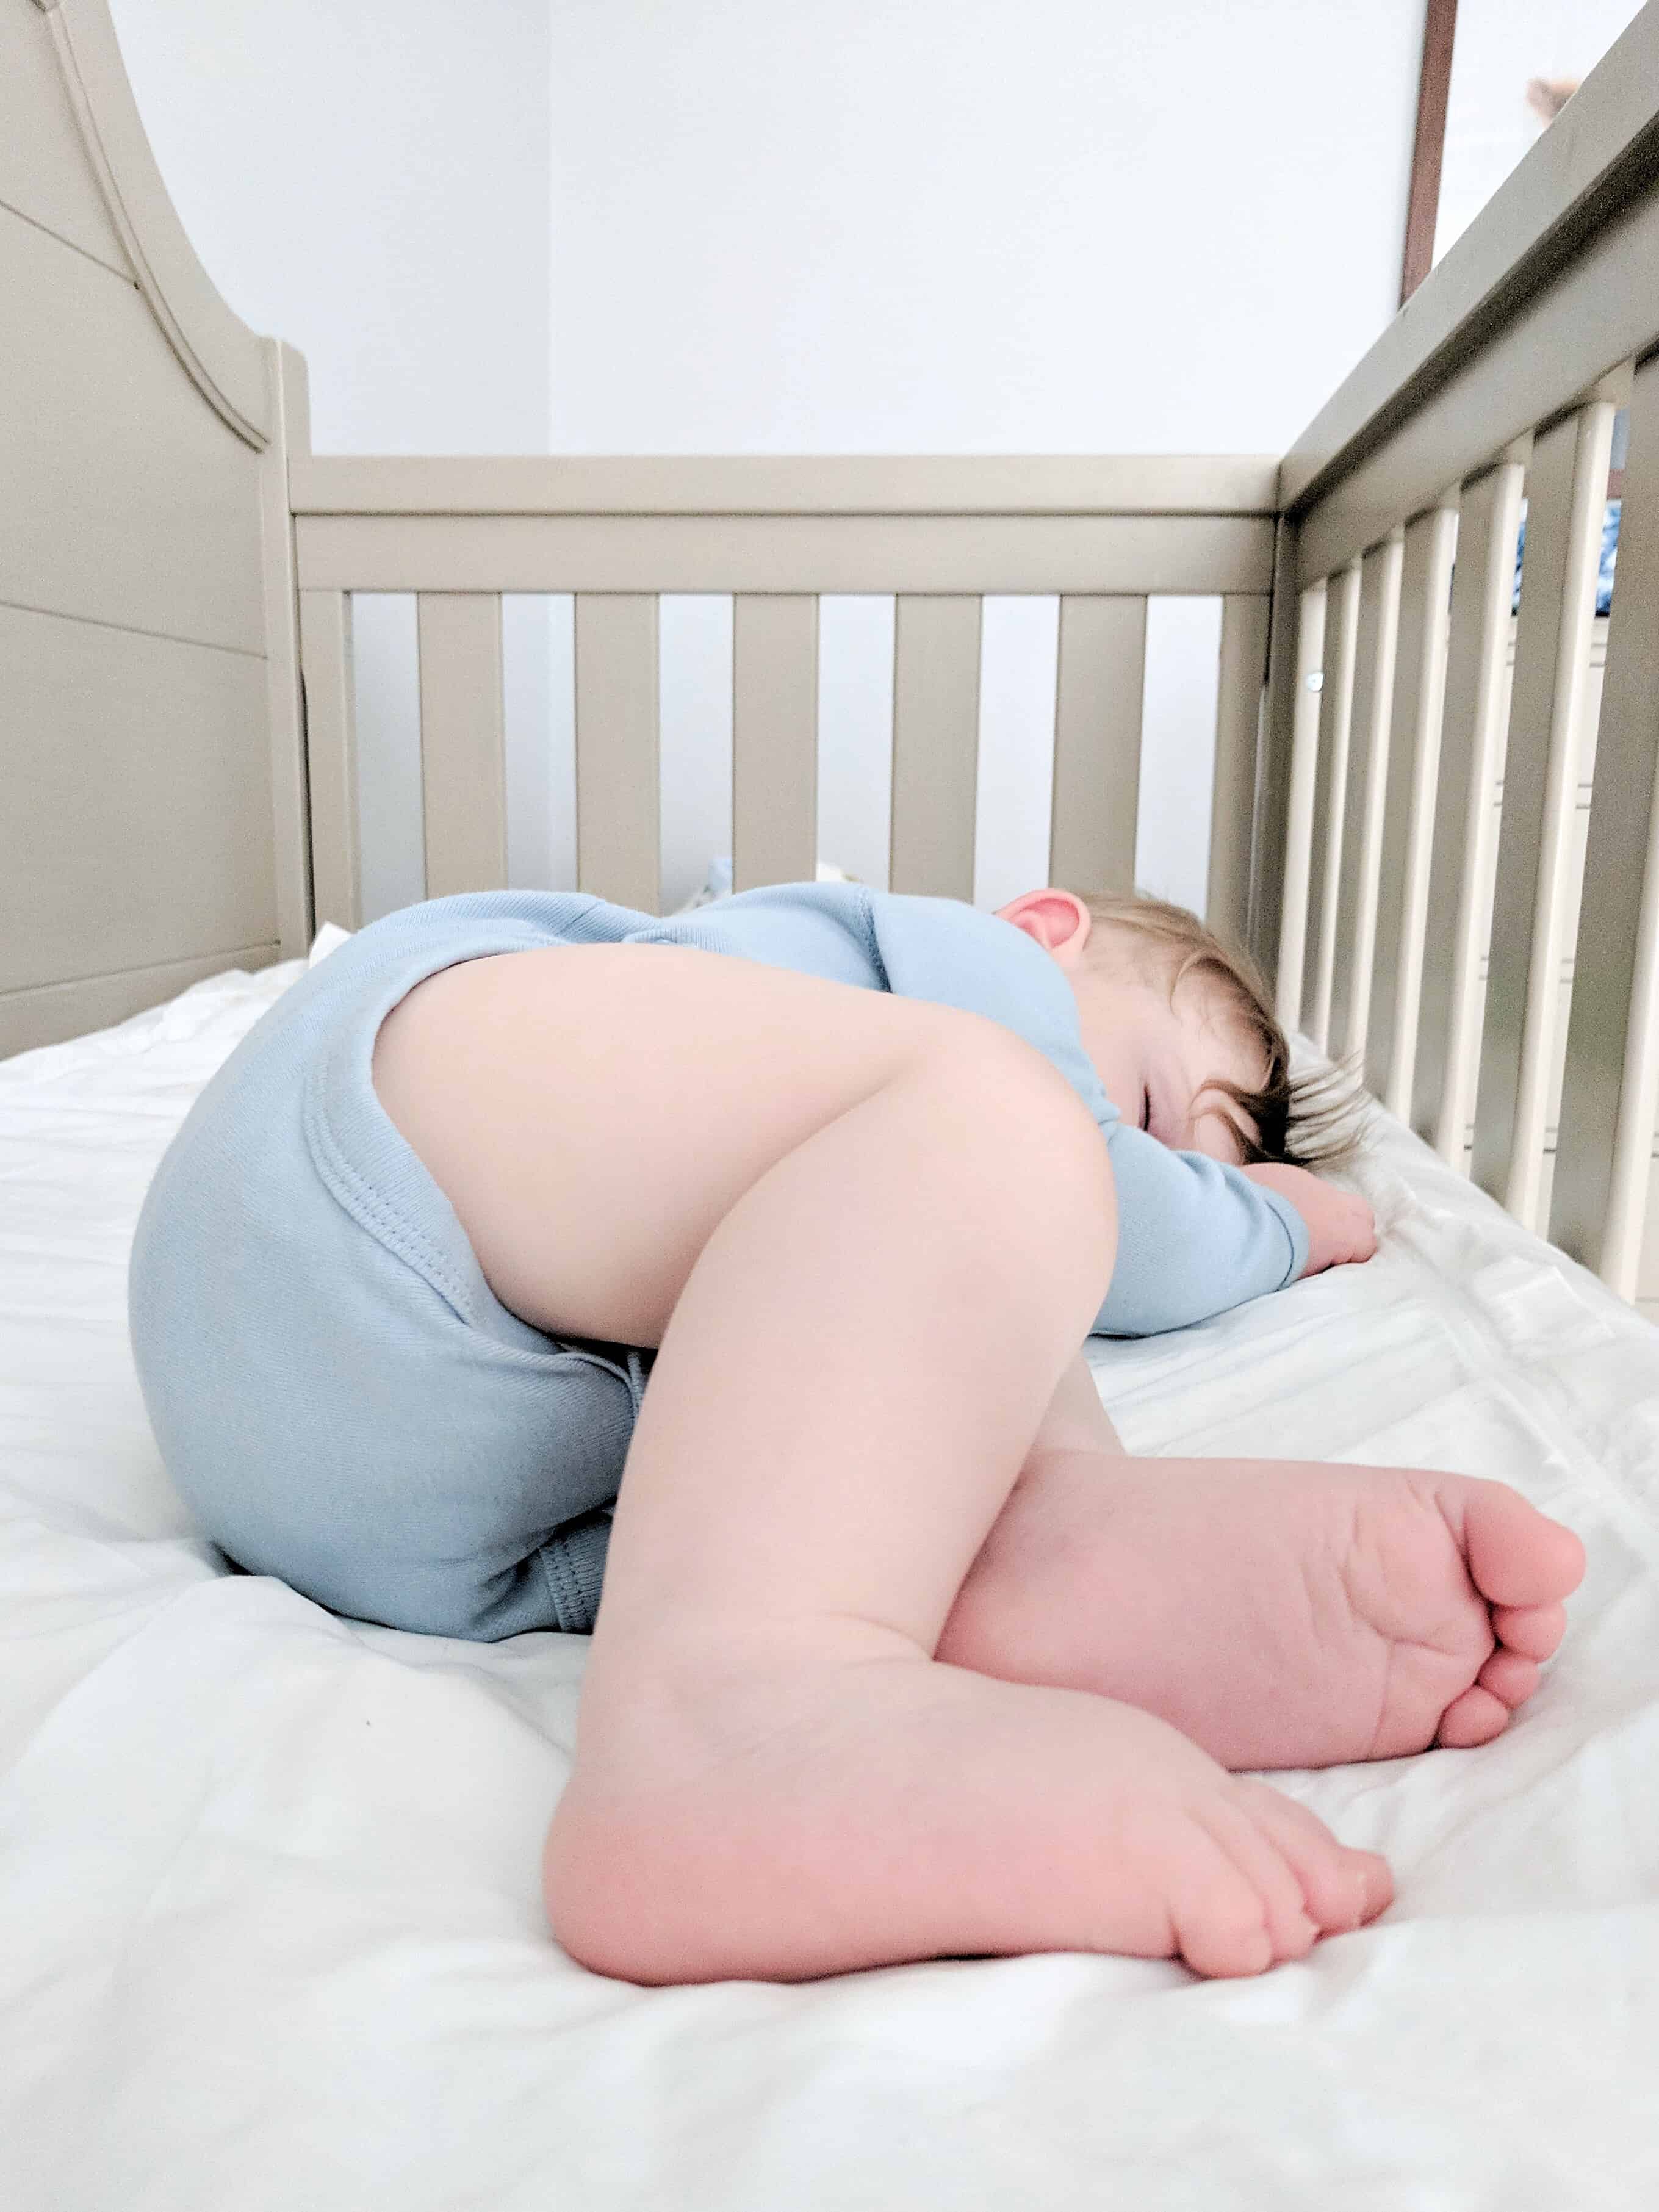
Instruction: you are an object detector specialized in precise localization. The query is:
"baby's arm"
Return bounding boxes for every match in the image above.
[1092,1133,1379,1336]
[1093,1126,1307,1335]
[1239,1163,1377,1276]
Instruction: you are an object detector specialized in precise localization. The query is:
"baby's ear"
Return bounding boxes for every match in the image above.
[995,889,1092,967]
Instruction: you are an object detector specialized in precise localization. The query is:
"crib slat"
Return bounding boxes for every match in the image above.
[1412,455,1525,1158]
[1304,560,1362,1045]
[1273,582,1328,1030]
[1470,398,1616,1223]
[1367,503,1457,1113]
[890,594,981,901]
[574,593,661,913]
[297,588,360,931]
[1328,535,1403,1062]
[416,593,508,899]
[1048,595,1146,895]
[732,594,819,893]
[1552,354,1659,1292]
[1206,596,1270,947]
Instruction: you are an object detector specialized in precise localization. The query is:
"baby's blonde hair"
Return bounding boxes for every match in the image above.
[1068,889,1367,1172]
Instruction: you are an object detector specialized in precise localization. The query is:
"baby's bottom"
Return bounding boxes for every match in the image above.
[372,946,1569,1984]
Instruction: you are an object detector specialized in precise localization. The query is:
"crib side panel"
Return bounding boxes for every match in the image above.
[1304,561,1362,1047]
[1049,596,1147,898]
[1552,352,1659,1289]
[1328,535,1404,1064]
[733,595,819,894]
[417,594,509,901]
[1264,1,1659,1308]
[0,0,308,1057]
[298,590,359,934]
[1269,578,1326,1028]
[1410,458,1525,1159]
[1206,596,1271,952]
[293,461,1276,926]
[574,595,662,915]
[1470,400,1618,1225]
[1367,502,1456,1115]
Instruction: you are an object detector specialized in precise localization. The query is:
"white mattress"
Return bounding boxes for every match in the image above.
[4,943,1659,2211]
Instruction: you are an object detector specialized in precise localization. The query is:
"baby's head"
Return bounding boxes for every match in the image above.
[996,887,1361,1170]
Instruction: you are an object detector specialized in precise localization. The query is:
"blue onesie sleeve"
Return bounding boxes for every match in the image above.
[625,881,1308,1336]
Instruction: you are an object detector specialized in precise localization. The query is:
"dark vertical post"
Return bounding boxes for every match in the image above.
[1400,0,1459,305]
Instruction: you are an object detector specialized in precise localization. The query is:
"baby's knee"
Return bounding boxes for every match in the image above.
[900,1018,1117,1248]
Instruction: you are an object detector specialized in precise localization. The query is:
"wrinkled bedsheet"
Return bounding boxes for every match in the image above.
[3,942,1658,2212]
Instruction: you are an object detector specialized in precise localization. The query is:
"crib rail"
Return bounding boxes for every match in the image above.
[289,455,1276,931]
[1264,0,1659,1306]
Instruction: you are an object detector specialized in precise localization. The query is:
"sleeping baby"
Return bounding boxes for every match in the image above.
[127,877,1586,1986]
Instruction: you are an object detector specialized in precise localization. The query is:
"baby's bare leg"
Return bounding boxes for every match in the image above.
[373,946,1390,1982]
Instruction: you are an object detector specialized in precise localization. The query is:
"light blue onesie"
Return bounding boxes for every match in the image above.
[128,885,1306,1640]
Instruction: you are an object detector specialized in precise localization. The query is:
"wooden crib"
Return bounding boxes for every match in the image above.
[9,0,1659,1318]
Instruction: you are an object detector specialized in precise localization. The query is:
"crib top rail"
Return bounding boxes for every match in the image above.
[289,455,1279,599]
[289,455,1279,519]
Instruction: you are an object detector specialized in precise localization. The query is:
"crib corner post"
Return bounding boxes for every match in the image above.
[298,587,361,934]
[1247,515,1300,996]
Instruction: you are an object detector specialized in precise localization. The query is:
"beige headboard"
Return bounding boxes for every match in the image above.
[1,0,311,1059]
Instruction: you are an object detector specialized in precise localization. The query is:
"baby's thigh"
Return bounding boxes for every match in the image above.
[370,944,976,1349]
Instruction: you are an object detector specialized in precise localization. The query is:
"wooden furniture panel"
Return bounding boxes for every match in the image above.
[0,0,132,274]
[0,203,264,652]
[1,606,276,1020]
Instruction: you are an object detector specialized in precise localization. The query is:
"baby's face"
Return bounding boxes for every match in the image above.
[1071,959,1264,1163]
[996,893,1265,1163]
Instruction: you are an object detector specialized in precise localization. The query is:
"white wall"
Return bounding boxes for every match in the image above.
[549,0,1420,912]
[108,0,555,923]
[550,0,1416,457]
[111,0,1422,923]
[109,0,551,452]
[1434,0,1646,264]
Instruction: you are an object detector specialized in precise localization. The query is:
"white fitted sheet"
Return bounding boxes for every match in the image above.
[3,942,1658,2211]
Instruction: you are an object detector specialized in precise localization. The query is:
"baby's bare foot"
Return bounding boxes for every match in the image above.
[935,1452,1587,1771]
[547,1626,1392,1984]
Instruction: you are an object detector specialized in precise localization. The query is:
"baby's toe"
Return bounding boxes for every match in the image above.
[1165,1848,1277,1979]
[1437,1682,1511,1748]
[1198,1798,1322,1962]
[1229,1778,1392,1935]
[1477,1647,1540,1709]
[1463,1482,1586,1609]
[1492,1598,1567,1662]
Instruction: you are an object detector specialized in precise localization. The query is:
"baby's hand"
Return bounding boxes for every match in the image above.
[1239,1162,1377,1276]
